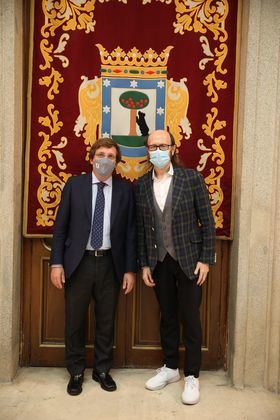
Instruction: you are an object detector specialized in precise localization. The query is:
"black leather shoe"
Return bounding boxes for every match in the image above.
[92,370,117,392]
[67,373,84,396]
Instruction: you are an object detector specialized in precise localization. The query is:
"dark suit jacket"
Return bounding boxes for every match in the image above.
[135,167,216,280]
[50,172,137,281]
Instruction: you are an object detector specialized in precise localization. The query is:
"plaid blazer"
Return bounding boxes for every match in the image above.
[135,166,216,280]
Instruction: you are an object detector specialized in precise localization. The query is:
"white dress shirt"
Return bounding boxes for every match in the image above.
[152,164,174,211]
[86,172,112,250]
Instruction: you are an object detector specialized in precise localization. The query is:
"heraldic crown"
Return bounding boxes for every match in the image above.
[95,44,174,78]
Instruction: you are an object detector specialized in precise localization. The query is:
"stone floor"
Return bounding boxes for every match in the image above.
[0,368,279,420]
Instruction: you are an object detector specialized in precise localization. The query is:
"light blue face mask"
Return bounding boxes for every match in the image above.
[149,149,171,168]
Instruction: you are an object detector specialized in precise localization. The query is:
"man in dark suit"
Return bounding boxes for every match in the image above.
[135,130,215,405]
[50,138,137,396]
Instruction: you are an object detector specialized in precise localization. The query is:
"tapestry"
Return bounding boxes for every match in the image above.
[24,0,239,238]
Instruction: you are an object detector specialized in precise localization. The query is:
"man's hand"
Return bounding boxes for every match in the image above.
[142,266,155,287]
[194,262,209,286]
[51,267,65,289]
[122,272,136,294]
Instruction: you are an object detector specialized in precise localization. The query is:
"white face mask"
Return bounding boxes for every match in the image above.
[93,157,115,177]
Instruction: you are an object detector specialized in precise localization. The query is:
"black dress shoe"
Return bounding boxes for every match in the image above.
[67,373,84,396]
[92,370,117,392]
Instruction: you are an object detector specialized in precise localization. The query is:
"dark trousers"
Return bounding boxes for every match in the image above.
[153,254,202,377]
[64,253,120,375]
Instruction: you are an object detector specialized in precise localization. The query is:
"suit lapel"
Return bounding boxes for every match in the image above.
[83,172,92,223]
[143,172,155,217]
[172,168,185,215]
[111,177,121,228]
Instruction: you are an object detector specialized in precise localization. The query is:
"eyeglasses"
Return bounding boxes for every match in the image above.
[147,144,172,152]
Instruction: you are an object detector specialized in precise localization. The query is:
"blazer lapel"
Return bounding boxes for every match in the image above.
[143,172,155,217]
[83,172,92,223]
[111,177,121,228]
[172,168,185,215]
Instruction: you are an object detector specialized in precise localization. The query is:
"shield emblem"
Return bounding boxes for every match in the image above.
[74,44,190,180]
[101,78,166,159]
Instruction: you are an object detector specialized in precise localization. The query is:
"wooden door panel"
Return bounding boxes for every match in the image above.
[125,240,229,369]
[125,285,212,367]
[25,239,125,367]
[22,239,229,370]
[132,278,160,345]
[41,259,64,344]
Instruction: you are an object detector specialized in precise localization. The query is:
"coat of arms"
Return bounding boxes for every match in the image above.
[74,44,191,180]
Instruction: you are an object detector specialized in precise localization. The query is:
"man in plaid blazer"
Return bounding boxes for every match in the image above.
[135,130,216,405]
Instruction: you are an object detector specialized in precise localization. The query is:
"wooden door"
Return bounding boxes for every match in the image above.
[125,240,229,369]
[22,238,125,367]
[21,239,229,369]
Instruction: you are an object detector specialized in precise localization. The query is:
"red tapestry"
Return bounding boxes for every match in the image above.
[24,0,239,238]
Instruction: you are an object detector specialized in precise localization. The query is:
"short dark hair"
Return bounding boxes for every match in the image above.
[89,138,122,164]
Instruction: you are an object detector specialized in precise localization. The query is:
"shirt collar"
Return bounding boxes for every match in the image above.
[152,163,174,181]
[91,171,112,187]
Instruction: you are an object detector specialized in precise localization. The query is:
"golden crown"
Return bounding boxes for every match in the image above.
[96,44,173,67]
[95,44,173,79]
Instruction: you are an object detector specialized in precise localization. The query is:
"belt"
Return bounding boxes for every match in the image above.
[85,249,111,257]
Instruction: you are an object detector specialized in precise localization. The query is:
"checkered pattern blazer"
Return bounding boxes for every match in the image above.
[135,167,216,280]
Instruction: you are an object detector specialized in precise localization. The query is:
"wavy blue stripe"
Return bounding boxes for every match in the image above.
[119,145,147,158]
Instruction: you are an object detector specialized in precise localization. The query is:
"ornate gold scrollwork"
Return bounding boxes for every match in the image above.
[142,0,172,4]
[37,0,96,227]
[174,0,228,42]
[36,163,71,227]
[198,107,226,227]
[173,0,229,228]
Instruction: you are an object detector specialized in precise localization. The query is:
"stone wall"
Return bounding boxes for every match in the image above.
[0,0,24,381]
[228,0,280,393]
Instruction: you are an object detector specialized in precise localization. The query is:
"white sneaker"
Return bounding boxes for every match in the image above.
[182,375,200,404]
[145,365,180,391]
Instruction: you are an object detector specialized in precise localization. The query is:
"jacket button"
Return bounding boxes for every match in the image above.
[151,227,155,231]
[154,244,157,248]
